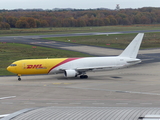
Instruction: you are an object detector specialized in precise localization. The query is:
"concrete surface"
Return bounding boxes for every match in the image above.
[0,60,160,115]
[0,31,160,115]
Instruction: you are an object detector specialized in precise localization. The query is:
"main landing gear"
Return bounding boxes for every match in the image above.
[79,72,88,79]
[18,74,21,81]
[80,75,88,79]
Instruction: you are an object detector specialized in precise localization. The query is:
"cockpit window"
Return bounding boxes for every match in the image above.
[10,64,17,66]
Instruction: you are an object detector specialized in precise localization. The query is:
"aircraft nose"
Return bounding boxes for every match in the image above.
[7,66,11,72]
[7,63,18,74]
[7,66,16,73]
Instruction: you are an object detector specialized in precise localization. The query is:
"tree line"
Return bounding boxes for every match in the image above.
[0,7,160,29]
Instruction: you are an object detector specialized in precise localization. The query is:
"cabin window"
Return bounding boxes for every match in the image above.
[10,64,17,66]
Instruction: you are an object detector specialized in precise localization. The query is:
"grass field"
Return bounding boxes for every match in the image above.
[1,24,160,36]
[44,32,160,49]
[0,43,91,75]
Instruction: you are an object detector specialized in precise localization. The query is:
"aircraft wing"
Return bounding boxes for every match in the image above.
[75,65,123,71]
[59,65,124,72]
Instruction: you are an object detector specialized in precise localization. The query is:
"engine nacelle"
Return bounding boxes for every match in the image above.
[64,70,77,78]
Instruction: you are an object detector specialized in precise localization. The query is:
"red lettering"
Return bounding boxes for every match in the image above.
[27,65,33,69]
[38,64,43,68]
[32,65,39,69]
[26,64,44,69]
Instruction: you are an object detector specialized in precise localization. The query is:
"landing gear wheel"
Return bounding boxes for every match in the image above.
[84,75,88,79]
[18,76,21,81]
[80,75,88,79]
[18,78,21,81]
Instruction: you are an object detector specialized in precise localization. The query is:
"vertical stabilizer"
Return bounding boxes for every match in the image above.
[119,33,144,58]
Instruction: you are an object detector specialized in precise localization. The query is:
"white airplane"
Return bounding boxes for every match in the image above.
[7,33,144,81]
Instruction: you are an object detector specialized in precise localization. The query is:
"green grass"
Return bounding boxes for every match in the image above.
[44,32,160,49]
[1,24,160,36]
[0,43,91,76]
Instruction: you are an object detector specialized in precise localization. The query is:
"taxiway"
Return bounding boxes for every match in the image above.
[0,31,160,115]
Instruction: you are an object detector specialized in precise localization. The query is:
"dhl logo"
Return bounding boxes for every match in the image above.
[25,64,46,69]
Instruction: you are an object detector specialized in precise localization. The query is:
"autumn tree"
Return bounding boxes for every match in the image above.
[15,20,29,28]
[0,16,3,22]
[40,20,49,27]
[0,22,10,30]
[6,16,17,28]
[26,17,37,28]
[76,19,86,27]
[108,15,118,25]
[104,18,110,25]
[1,7,160,28]
[35,19,41,28]
[141,15,151,24]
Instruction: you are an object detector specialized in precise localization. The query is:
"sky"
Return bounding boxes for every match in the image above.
[0,0,160,10]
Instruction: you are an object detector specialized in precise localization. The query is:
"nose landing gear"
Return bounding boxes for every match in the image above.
[18,74,21,81]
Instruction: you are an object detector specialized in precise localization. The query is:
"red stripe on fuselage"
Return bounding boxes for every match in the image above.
[48,58,82,73]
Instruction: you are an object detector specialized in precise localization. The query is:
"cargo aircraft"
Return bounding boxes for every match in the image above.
[7,33,144,81]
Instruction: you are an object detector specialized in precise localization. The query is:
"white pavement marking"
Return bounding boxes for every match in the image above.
[45,103,59,105]
[46,103,54,104]
[52,103,59,104]
[92,103,105,105]
[116,103,129,105]
[68,87,160,96]
[140,103,153,105]
[24,103,35,104]
[0,114,10,118]
[0,96,16,100]
[1,102,13,105]
[69,103,81,105]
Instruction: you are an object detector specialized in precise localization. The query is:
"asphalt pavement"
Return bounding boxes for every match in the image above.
[0,30,160,115]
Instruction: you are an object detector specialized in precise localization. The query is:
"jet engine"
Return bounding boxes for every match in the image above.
[64,70,78,77]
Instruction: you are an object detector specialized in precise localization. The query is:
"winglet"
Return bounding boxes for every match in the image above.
[119,33,144,58]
